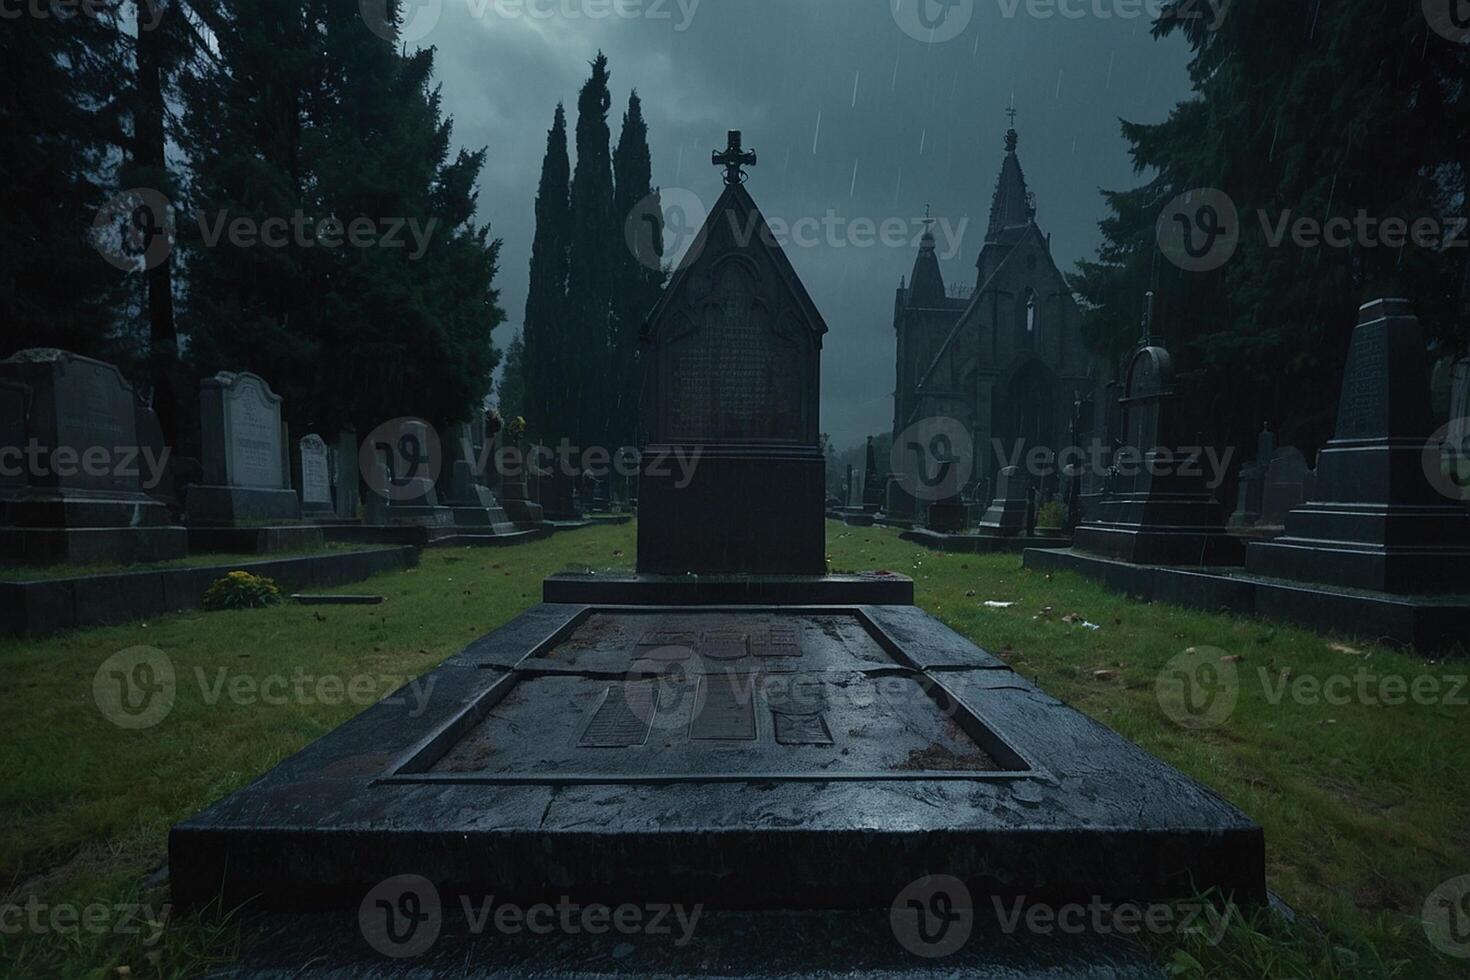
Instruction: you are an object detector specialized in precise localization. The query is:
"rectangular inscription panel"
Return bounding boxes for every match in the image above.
[579,683,657,748]
[226,377,283,489]
[689,674,757,740]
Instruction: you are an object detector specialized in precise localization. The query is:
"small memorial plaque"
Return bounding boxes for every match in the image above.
[700,631,749,661]
[689,674,757,741]
[773,711,833,746]
[635,631,697,661]
[579,683,657,748]
[751,627,801,658]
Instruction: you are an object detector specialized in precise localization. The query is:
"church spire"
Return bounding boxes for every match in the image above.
[907,203,946,307]
[985,104,1035,243]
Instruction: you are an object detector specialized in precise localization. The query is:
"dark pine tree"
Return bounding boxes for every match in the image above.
[1,5,130,362]
[1070,0,1470,459]
[566,52,617,447]
[610,91,665,450]
[524,103,572,441]
[181,0,503,438]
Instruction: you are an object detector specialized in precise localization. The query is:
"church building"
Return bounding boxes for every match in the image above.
[889,119,1098,514]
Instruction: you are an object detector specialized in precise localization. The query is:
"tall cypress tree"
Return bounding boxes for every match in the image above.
[182,0,503,437]
[524,103,572,440]
[610,91,665,449]
[566,52,617,446]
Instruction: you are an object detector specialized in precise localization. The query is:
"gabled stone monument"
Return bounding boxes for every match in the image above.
[185,371,301,525]
[637,131,827,575]
[1248,298,1470,592]
[0,350,187,564]
[441,421,515,532]
[1072,296,1241,565]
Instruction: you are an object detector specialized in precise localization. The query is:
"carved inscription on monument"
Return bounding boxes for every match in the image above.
[57,360,134,493]
[689,673,757,740]
[1336,321,1387,441]
[580,683,657,748]
[226,377,283,488]
[299,435,331,506]
[666,263,802,444]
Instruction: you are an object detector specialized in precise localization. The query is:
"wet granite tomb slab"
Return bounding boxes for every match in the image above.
[170,602,1264,913]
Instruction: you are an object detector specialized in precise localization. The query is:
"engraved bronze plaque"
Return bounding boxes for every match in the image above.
[579,682,658,748]
[636,630,697,662]
[752,627,801,658]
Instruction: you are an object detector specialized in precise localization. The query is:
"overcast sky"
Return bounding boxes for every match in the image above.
[411,0,1193,449]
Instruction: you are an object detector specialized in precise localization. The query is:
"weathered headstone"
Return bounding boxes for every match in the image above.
[294,434,334,517]
[637,131,827,574]
[186,371,301,525]
[1248,299,1470,592]
[1260,446,1311,527]
[441,421,515,532]
[1227,424,1274,530]
[362,419,454,527]
[0,349,186,563]
[978,465,1028,537]
[1073,296,1241,565]
[861,436,883,511]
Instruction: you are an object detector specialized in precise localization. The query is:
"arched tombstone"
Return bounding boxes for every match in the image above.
[1074,308,1240,565]
[187,371,301,525]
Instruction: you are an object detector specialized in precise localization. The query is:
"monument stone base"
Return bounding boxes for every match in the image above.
[0,526,188,566]
[637,447,825,575]
[925,501,968,533]
[185,485,303,526]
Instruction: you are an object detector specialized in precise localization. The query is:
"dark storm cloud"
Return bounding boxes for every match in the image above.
[420,0,1190,448]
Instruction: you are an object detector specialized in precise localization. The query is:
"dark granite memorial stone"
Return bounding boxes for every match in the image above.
[1072,298,1241,565]
[332,428,360,521]
[978,465,1028,536]
[0,350,186,563]
[170,603,1266,915]
[861,436,884,511]
[186,371,302,524]
[1247,299,1470,592]
[637,133,826,575]
[441,422,515,531]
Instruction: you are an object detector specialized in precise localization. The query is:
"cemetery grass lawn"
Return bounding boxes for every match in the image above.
[0,521,1463,977]
[0,542,382,582]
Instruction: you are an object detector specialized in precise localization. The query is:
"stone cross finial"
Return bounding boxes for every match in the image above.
[713,130,757,186]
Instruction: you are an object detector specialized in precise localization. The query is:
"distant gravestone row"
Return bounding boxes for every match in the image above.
[0,350,526,567]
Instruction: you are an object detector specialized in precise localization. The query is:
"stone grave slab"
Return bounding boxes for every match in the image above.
[170,602,1265,913]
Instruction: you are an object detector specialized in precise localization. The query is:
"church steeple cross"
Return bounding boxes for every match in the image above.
[713,130,757,186]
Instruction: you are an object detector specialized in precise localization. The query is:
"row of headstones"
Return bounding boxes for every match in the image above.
[0,349,518,533]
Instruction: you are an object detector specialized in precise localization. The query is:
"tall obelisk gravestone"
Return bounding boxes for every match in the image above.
[1248,298,1470,591]
[637,132,828,574]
